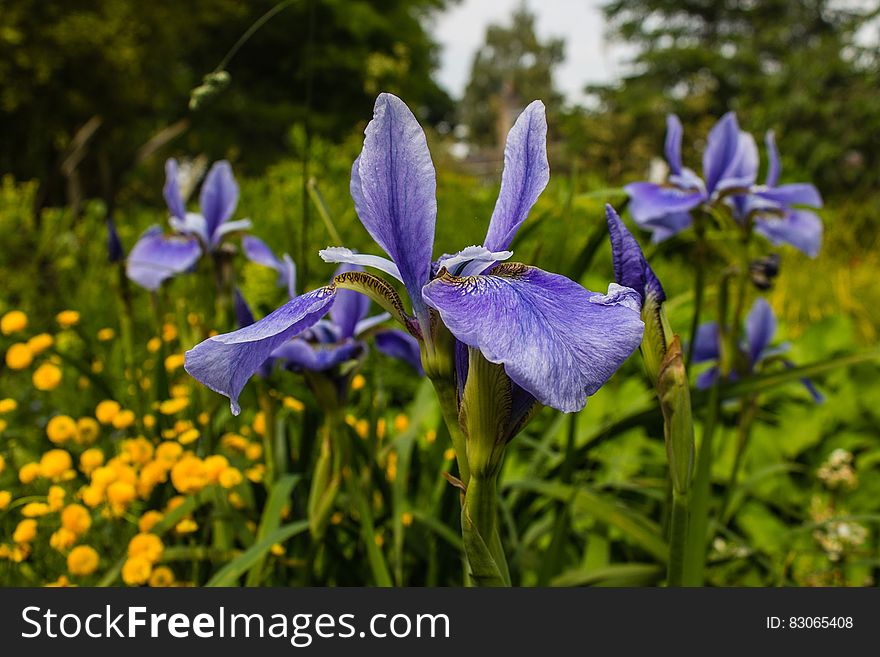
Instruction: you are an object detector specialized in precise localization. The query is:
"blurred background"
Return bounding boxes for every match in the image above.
[1,0,880,587]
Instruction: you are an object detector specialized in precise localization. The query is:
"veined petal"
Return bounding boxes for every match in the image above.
[422,264,644,413]
[374,329,424,374]
[703,112,741,193]
[484,100,550,251]
[272,339,363,372]
[691,322,720,363]
[605,205,665,305]
[163,158,186,220]
[351,93,436,319]
[330,263,371,339]
[200,160,239,241]
[212,218,252,247]
[126,226,201,291]
[169,212,209,246]
[745,298,776,365]
[625,182,703,224]
[435,245,513,277]
[185,287,336,414]
[755,184,822,208]
[665,114,683,176]
[765,130,781,187]
[754,209,822,258]
[319,247,403,283]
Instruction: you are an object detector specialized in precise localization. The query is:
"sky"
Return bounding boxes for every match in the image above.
[431,0,628,106]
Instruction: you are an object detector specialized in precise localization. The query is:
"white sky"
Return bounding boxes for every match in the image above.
[431,0,627,106]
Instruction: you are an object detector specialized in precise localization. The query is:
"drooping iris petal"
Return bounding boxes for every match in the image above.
[374,329,424,374]
[745,298,776,365]
[319,247,403,283]
[702,111,741,193]
[765,130,781,187]
[754,209,822,258]
[199,160,239,241]
[163,158,186,220]
[605,205,665,304]
[169,212,210,246]
[185,287,336,414]
[484,100,550,252]
[350,93,436,319]
[330,263,371,340]
[272,339,362,372]
[234,288,256,328]
[691,322,721,363]
[755,184,822,208]
[641,211,695,243]
[422,265,644,413]
[126,226,201,291]
[625,182,703,225]
[665,114,683,176]
[243,235,282,269]
[436,246,513,277]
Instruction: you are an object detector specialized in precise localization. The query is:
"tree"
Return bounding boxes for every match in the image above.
[461,5,564,148]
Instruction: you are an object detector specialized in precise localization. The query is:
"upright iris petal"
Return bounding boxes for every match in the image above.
[664,114,684,176]
[185,287,336,414]
[200,161,240,246]
[702,112,742,193]
[483,100,550,252]
[422,264,644,413]
[350,93,437,322]
[163,159,186,221]
[745,297,776,365]
[126,226,201,291]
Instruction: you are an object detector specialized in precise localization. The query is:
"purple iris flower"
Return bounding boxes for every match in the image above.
[243,235,297,299]
[626,114,823,257]
[126,159,252,291]
[186,93,644,415]
[605,204,665,309]
[692,298,823,401]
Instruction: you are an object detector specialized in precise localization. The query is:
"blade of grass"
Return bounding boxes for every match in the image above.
[245,474,301,586]
[206,520,309,586]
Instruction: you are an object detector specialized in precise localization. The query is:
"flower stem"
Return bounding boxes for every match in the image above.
[668,489,689,586]
[461,472,510,586]
[686,216,708,366]
[430,377,470,487]
[719,396,758,523]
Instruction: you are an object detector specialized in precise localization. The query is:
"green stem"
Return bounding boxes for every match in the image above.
[668,489,689,586]
[214,0,300,73]
[461,472,510,586]
[719,397,758,523]
[686,216,708,366]
[430,378,470,487]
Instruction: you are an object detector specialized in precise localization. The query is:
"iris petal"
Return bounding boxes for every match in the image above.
[605,205,665,304]
[703,112,741,193]
[169,212,210,246]
[422,264,644,413]
[272,339,362,372]
[319,247,403,283]
[374,329,424,374]
[330,263,371,340]
[745,298,776,365]
[212,218,252,248]
[755,184,822,209]
[185,287,336,414]
[765,130,781,187]
[350,93,436,320]
[754,209,822,258]
[199,160,239,241]
[691,322,721,363]
[163,158,186,220]
[436,245,513,277]
[126,226,201,291]
[664,114,683,176]
[484,100,550,252]
[625,182,703,225]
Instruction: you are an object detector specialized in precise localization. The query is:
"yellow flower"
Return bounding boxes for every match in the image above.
[14,519,38,543]
[0,454,4,475]
[19,462,41,484]
[283,396,305,412]
[355,419,370,439]
[204,455,229,483]
[401,511,414,527]
[330,511,344,525]
[245,464,265,483]
[95,399,121,424]
[164,353,185,372]
[425,429,437,444]
[73,417,99,445]
[149,566,175,587]
[33,362,63,390]
[171,456,208,494]
[245,442,263,461]
[137,461,167,497]
[27,333,54,355]
[270,543,285,556]
[96,327,115,341]
[197,412,209,426]
[218,467,243,489]
[228,491,245,508]
[147,337,161,353]
[91,359,104,374]
[56,310,80,328]
[50,527,77,551]
[128,533,164,563]
[67,545,99,576]
[376,417,387,439]
[122,437,154,465]
[61,504,92,535]
[162,323,177,342]
[177,428,200,445]
[174,518,198,534]
[111,409,136,430]
[81,486,103,508]
[21,502,51,517]
[351,374,366,391]
[39,449,73,480]
[5,343,33,370]
[107,480,136,509]
[221,433,248,451]
[0,310,27,335]
[393,414,409,433]
[158,397,189,415]
[0,490,11,509]
[138,510,164,533]
[79,448,104,475]
[47,485,66,511]
[0,398,17,414]
[122,557,152,586]
[442,447,455,461]
[253,411,266,436]
[143,413,156,429]
[0,418,5,433]
[46,415,77,444]
[155,441,183,464]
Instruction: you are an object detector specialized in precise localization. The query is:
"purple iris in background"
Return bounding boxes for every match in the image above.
[243,235,297,299]
[626,114,823,256]
[186,93,644,417]
[692,298,823,401]
[126,159,251,291]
